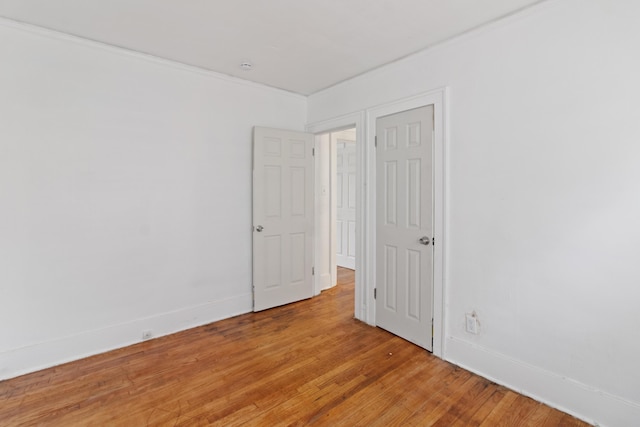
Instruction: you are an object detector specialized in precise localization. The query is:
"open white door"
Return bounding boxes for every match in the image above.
[253,127,314,311]
[336,140,356,270]
[375,106,434,350]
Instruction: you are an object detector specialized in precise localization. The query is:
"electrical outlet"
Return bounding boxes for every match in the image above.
[465,313,479,334]
[142,330,153,341]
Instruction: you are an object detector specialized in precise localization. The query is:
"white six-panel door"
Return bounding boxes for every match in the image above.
[253,127,314,311]
[336,140,356,270]
[375,106,434,350]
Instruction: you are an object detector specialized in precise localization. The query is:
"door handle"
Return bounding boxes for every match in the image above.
[419,236,430,245]
[256,225,264,232]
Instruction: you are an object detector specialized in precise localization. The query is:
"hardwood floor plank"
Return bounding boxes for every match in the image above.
[429,376,496,427]
[468,386,510,426]
[402,368,475,426]
[0,268,590,426]
[493,394,543,426]
[313,352,434,426]
[525,404,557,426]
[479,390,521,426]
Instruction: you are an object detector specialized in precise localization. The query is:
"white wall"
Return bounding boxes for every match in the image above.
[0,19,306,379]
[309,0,640,425]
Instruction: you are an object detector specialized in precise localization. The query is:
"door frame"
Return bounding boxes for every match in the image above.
[368,88,448,357]
[307,87,448,358]
[307,112,366,321]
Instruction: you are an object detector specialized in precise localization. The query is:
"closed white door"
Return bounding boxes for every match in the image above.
[336,140,356,270]
[375,106,434,350]
[253,127,314,311]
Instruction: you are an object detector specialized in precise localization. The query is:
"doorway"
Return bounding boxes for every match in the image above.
[365,88,447,357]
[375,105,434,351]
[305,87,446,357]
[334,130,357,271]
[314,127,357,294]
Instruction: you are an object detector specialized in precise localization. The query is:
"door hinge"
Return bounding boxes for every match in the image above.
[312,267,315,275]
[432,237,435,246]
[374,136,377,148]
[432,318,435,348]
[312,147,315,156]
[374,288,377,299]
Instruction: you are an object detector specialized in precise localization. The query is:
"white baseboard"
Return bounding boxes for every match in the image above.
[0,293,252,381]
[445,337,640,427]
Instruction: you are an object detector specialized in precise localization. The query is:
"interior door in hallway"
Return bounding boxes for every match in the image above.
[253,127,314,311]
[375,105,434,351]
[336,140,356,270]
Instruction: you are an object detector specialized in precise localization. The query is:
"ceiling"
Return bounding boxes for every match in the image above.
[0,0,545,95]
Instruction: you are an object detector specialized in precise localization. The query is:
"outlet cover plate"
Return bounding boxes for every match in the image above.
[465,314,478,334]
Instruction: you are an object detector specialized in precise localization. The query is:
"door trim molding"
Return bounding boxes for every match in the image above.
[306,111,367,322]
[366,87,449,358]
[306,87,448,358]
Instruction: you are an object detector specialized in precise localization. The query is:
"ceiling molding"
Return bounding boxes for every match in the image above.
[0,0,547,95]
[0,15,306,101]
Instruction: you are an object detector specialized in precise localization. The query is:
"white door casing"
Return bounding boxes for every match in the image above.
[375,105,434,350]
[307,87,447,356]
[307,112,365,314]
[253,127,314,311]
[336,140,356,270]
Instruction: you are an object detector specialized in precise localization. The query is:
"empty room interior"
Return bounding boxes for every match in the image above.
[1,0,639,426]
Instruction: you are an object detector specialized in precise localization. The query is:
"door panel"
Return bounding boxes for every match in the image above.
[384,245,398,310]
[336,140,356,269]
[376,106,434,350]
[253,127,314,311]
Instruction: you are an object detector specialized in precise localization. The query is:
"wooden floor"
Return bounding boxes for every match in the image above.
[0,268,588,426]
